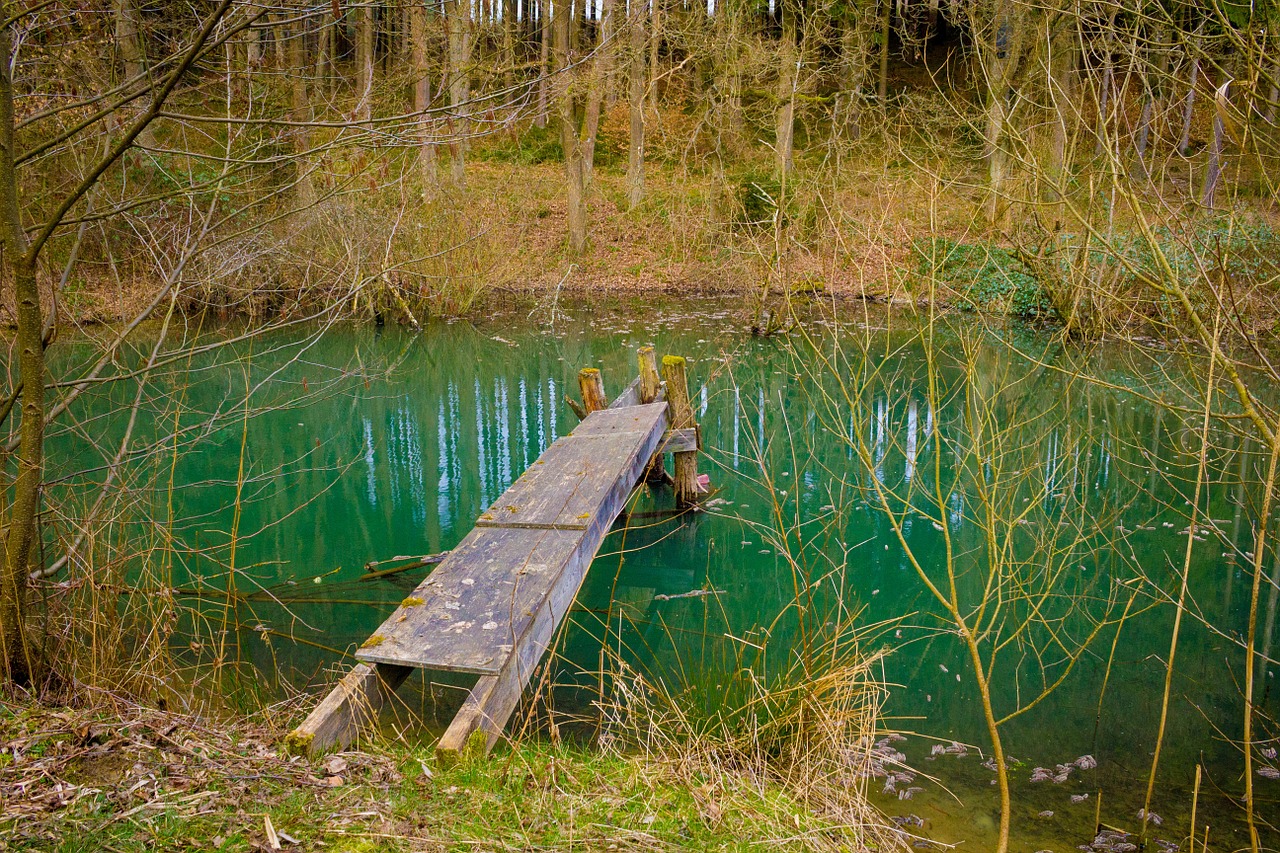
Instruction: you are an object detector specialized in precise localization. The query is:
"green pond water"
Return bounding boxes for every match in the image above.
[51,299,1280,851]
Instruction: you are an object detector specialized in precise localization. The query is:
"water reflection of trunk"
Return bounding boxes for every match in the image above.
[1259,544,1280,692]
[1227,435,1252,615]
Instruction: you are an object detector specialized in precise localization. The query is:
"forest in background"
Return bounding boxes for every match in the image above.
[11,0,1280,335]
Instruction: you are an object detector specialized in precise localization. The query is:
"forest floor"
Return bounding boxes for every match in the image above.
[50,119,991,328]
[0,701,895,853]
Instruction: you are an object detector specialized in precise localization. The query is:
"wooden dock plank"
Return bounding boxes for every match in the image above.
[356,402,668,676]
[286,662,412,755]
[576,401,667,433]
[476,403,668,530]
[436,535,590,758]
[355,527,581,674]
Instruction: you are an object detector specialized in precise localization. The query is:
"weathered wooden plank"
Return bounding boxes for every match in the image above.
[660,427,699,454]
[359,402,668,676]
[286,662,412,756]
[435,539,589,759]
[435,415,667,757]
[571,402,667,437]
[355,527,581,674]
[474,404,667,531]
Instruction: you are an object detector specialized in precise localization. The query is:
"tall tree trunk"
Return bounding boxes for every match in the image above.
[648,0,661,114]
[774,3,798,175]
[983,11,1025,229]
[1203,78,1227,207]
[316,12,332,92]
[1132,25,1168,182]
[289,6,316,207]
[114,0,156,149]
[554,0,587,250]
[580,0,612,191]
[1095,12,1115,157]
[833,4,871,142]
[357,0,375,122]
[536,0,550,127]
[0,23,43,685]
[1178,22,1203,155]
[411,3,439,194]
[1046,15,1077,203]
[247,15,262,68]
[876,0,890,103]
[715,0,744,153]
[271,11,287,66]
[556,0,610,251]
[445,0,471,186]
[627,0,646,209]
[502,0,517,83]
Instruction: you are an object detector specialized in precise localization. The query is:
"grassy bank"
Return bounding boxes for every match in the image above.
[1,701,902,853]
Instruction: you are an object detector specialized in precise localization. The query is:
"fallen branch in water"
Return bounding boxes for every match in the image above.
[653,588,725,601]
[360,552,449,581]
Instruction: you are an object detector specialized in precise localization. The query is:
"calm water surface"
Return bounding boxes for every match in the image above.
[54,299,1280,851]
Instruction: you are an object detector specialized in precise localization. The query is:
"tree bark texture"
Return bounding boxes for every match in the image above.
[411,2,439,193]
[0,24,43,685]
[626,0,646,209]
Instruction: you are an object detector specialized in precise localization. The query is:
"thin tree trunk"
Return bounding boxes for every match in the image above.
[554,0,587,251]
[1132,25,1168,182]
[834,6,870,142]
[114,0,156,149]
[877,0,890,103]
[357,0,375,122]
[580,0,612,191]
[714,0,744,152]
[1203,79,1227,207]
[1047,17,1076,202]
[648,0,661,114]
[1095,13,1115,157]
[316,13,331,91]
[445,0,471,186]
[774,3,797,175]
[289,6,316,207]
[1179,22,1203,155]
[0,23,42,684]
[411,3,439,193]
[536,0,550,127]
[627,0,646,209]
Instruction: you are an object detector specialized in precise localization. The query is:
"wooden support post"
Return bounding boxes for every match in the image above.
[578,368,607,413]
[285,662,413,756]
[637,347,660,404]
[638,346,667,483]
[662,355,699,505]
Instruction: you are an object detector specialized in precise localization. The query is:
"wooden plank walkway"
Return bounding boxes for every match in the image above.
[288,352,702,760]
[355,403,668,675]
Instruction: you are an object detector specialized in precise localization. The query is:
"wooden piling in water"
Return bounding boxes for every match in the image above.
[578,368,607,414]
[661,355,700,505]
[638,347,660,404]
[637,347,666,483]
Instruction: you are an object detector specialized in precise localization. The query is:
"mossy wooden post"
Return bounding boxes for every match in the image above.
[579,368,607,414]
[662,355,699,505]
[637,347,660,404]
[638,347,666,482]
